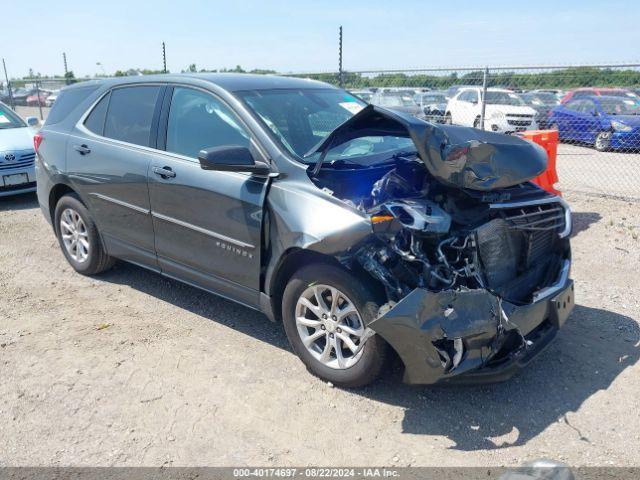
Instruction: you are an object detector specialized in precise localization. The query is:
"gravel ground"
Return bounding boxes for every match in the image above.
[0,190,638,467]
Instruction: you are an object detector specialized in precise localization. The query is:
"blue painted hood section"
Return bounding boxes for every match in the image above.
[305,105,548,191]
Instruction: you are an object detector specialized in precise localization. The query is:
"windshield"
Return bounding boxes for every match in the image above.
[524,92,557,106]
[237,88,415,165]
[377,92,417,108]
[485,91,526,106]
[600,98,640,115]
[419,94,446,103]
[0,103,26,129]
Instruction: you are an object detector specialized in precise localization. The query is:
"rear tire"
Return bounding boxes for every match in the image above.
[282,264,388,388]
[54,194,115,275]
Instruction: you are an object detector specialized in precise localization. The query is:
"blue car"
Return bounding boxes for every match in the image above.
[548,95,640,151]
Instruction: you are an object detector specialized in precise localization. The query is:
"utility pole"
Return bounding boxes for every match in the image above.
[2,58,15,109]
[162,42,167,73]
[338,26,343,88]
[63,52,69,84]
[479,66,489,131]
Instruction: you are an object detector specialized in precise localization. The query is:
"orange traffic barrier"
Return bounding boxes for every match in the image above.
[518,129,561,196]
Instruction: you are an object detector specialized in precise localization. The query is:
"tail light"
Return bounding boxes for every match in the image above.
[33,132,43,154]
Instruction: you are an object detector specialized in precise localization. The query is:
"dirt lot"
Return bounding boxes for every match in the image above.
[0,190,638,467]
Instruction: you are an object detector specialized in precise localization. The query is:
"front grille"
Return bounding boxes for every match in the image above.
[0,152,35,171]
[501,202,566,233]
[507,114,534,118]
[507,119,533,127]
[0,159,34,171]
[475,200,567,301]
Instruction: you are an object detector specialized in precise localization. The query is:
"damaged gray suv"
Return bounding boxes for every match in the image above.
[36,74,574,387]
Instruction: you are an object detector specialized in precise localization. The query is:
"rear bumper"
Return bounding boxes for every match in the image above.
[369,276,574,385]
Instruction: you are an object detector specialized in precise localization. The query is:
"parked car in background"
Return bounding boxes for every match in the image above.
[521,91,559,129]
[445,87,538,133]
[26,90,51,107]
[11,88,36,106]
[548,95,640,151]
[560,87,637,104]
[369,88,423,118]
[530,89,565,101]
[444,84,477,100]
[414,91,448,123]
[349,89,373,103]
[45,90,61,107]
[0,89,13,104]
[35,74,573,387]
[0,101,39,196]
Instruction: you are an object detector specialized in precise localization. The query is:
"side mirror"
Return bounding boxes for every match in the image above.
[198,145,270,175]
[26,116,39,127]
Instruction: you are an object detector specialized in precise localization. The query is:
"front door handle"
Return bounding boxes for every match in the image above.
[73,144,91,155]
[153,166,176,179]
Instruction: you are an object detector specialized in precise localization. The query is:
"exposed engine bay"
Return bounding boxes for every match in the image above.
[312,157,571,307]
[303,105,573,384]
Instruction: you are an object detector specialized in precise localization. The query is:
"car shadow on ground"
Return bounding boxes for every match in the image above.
[99,262,290,351]
[0,191,39,212]
[100,262,638,452]
[359,303,639,451]
[571,211,602,237]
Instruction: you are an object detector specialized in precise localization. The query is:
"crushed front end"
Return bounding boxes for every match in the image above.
[308,106,575,384]
[357,186,574,384]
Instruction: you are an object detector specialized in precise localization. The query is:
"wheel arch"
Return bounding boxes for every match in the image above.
[266,247,387,323]
[48,183,80,228]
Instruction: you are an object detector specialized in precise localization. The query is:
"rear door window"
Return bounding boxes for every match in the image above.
[104,86,161,146]
[83,92,110,135]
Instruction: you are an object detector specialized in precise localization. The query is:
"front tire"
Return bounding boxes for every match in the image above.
[444,112,452,125]
[54,194,115,275]
[594,130,612,152]
[282,264,388,388]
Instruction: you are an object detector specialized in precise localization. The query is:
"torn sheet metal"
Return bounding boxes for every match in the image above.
[305,105,548,191]
[368,287,526,384]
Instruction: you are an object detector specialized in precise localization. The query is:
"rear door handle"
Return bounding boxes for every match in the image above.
[73,144,91,155]
[152,166,176,179]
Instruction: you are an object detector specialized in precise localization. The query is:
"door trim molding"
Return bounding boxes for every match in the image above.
[90,192,150,214]
[151,211,255,249]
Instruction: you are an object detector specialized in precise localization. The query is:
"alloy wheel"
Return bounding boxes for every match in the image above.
[595,131,612,151]
[60,208,90,263]
[295,284,368,369]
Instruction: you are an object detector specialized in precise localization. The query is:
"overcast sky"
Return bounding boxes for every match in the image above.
[3,0,639,78]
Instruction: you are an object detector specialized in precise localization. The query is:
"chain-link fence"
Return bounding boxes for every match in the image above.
[2,65,640,200]
[293,64,640,200]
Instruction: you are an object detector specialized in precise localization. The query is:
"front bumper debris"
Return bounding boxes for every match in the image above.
[368,279,574,384]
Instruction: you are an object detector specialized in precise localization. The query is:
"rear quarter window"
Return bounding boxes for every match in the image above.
[45,85,99,125]
[84,92,110,135]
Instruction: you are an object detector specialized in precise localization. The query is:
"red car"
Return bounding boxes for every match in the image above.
[26,90,51,107]
[560,87,637,104]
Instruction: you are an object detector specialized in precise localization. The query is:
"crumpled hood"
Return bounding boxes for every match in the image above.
[305,104,548,191]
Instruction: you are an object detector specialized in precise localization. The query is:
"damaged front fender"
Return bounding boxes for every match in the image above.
[369,281,574,384]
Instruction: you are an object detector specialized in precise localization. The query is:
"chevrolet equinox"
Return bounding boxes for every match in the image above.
[36,74,574,387]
